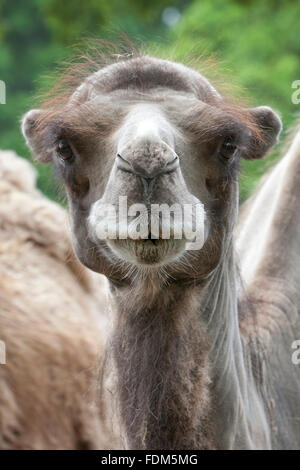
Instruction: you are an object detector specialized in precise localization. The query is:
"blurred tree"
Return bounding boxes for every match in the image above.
[39,0,178,44]
[168,0,300,200]
[0,0,61,198]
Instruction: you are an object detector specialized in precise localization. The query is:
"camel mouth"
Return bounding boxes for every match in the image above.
[88,196,207,266]
[107,237,186,266]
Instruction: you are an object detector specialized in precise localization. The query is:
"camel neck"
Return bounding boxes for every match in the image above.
[108,247,270,449]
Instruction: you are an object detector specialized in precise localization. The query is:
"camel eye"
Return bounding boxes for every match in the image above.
[56,139,74,162]
[219,138,237,160]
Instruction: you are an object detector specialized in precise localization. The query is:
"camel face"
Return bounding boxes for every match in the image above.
[87,101,192,267]
[83,97,244,274]
[22,56,281,284]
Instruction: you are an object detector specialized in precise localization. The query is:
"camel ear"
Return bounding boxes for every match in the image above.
[244,106,282,160]
[21,109,52,163]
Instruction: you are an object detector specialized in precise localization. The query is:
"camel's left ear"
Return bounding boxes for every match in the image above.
[21,109,52,163]
[244,106,282,160]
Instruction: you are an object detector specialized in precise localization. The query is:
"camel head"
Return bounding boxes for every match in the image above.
[22,56,281,285]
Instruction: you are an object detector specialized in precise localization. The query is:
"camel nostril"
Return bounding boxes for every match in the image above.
[116,152,179,180]
[165,155,179,173]
[116,153,132,173]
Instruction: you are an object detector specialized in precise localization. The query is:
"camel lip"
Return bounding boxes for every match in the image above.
[107,238,186,267]
[127,237,174,245]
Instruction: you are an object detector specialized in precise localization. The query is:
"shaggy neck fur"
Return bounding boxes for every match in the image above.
[108,240,271,450]
[110,283,213,449]
[202,246,271,449]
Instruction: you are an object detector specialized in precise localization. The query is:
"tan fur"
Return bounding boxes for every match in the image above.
[0,150,119,449]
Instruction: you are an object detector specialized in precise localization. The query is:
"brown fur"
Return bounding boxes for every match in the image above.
[108,284,214,449]
[32,50,265,161]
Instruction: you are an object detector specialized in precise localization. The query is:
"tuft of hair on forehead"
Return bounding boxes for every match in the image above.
[32,38,263,145]
[180,100,264,149]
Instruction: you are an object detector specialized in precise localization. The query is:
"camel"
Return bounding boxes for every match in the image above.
[236,129,300,449]
[21,51,300,449]
[0,150,119,449]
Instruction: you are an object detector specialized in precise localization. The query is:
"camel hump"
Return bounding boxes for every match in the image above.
[0,150,115,449]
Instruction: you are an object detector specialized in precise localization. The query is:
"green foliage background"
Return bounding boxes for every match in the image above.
[0,0,299,202]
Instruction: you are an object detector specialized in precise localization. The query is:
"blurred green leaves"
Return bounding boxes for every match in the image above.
[38,0,113,44]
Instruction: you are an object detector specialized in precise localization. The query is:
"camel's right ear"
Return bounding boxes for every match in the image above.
[21,109,52,163]
[244,106,282,160]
